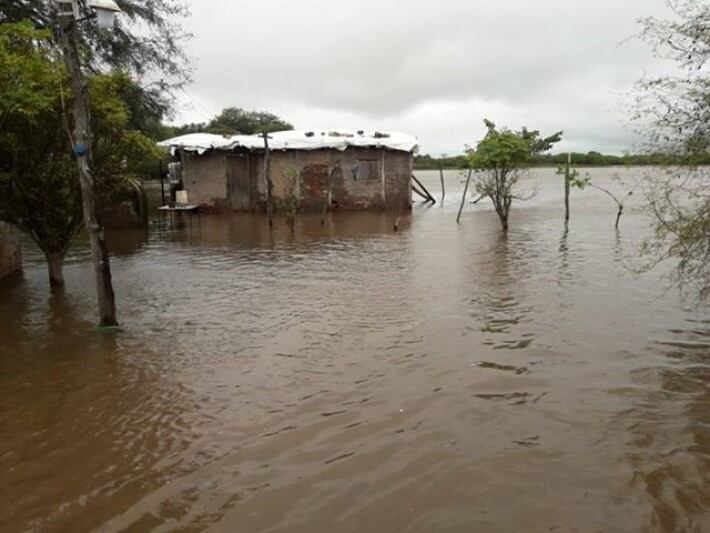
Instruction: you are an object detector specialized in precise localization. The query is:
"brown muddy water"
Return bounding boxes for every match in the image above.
[1,168,708,532]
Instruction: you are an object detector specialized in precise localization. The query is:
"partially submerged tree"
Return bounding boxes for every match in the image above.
[467,120,562,230]
[0,23,159,290]
[564,169,640,229]
[633,0,710,303]
[0,1,188,325]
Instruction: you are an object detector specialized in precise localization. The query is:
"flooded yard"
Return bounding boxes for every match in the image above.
[1,168,708,532]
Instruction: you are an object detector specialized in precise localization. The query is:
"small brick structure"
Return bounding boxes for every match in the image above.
[0,223,21,280]
[160,130,417,212]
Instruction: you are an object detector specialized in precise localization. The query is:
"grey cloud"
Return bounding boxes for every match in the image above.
[174,0,676,154]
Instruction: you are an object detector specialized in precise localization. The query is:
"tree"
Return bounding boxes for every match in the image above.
[0,23,160,291]
[206,107,293,135]
[633,0,710,303]
[467,119,562,230]
[0,1,190,113]
[1,1,188,326]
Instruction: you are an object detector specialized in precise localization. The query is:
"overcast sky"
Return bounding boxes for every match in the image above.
[171,0,677,155]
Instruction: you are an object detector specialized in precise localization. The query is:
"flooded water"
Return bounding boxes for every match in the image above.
[1,168,708,532]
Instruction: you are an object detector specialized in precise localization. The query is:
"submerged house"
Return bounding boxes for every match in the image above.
[158,130,418,212]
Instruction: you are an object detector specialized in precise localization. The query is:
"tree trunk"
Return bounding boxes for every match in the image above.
[499,212,509,231]
[58,17,118,327]
[46,252,65,291]
[494,201,509,231]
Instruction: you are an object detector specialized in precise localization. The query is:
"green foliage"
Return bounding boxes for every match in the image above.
[0,21,58,125]
[206,107,293,135]
[0,21,78,256]
[468,121,532,170]
[0,1,191,112]
[413,154,469,170]
[556,162,590,189]
[466,119,562,231]
[162,107,294,139]
[89,72,165,203]
[415,150,710,170]
[0,23,160,259]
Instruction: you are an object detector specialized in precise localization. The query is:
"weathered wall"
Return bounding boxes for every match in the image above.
[180,151,227,207]
[252,147,412,211]
[181,147,412,212]
[383,149,413,210]
[0,223,21,280]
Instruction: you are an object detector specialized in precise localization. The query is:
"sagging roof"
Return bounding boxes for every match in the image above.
[157,129,419,155]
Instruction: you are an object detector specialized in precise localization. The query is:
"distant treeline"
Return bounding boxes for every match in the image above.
[414,151,710,170]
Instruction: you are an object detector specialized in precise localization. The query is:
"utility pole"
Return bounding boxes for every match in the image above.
[57,1,120,327]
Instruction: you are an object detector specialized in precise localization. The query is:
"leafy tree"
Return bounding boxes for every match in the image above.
[467,119,562,230]
[633,0,710,303]
[0,23,159,289]
[1,2,188,324]
[206,107,293,135]
[0,0,190,114]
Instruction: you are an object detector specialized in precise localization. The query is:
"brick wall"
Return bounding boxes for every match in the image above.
[253,147,412,211]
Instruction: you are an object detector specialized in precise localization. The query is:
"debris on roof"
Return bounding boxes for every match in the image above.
[158,129,419,155]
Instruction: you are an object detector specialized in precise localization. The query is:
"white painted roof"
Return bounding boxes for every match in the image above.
[158,129,419,155]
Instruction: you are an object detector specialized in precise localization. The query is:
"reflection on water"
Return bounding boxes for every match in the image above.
[0,168,708,532]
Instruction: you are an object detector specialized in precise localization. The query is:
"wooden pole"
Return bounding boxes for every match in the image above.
[412,184,429,201]
[565,152,571,222]
[438,164,445,204]
[262,132,274,227]
[159,160,166,206]
[321,165,336,226]
[393,175,402,231]
[457,169,473,224]
[411,174,436,204]
[58,15,117,327]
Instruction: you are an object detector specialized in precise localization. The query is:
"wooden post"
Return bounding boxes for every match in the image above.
[457,169,473,224]
[565,152,571,222]
[262,132,274,227]
[412,184,429,201]
[438,163,445,204]
[321,164,336,226]
[411,174,436,204]
[159,160,166,206]
[393,175,402,231]
[58,15,118,327]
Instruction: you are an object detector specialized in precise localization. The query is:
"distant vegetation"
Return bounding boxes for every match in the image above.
[415,151,710,170]
[163,107,294,138]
